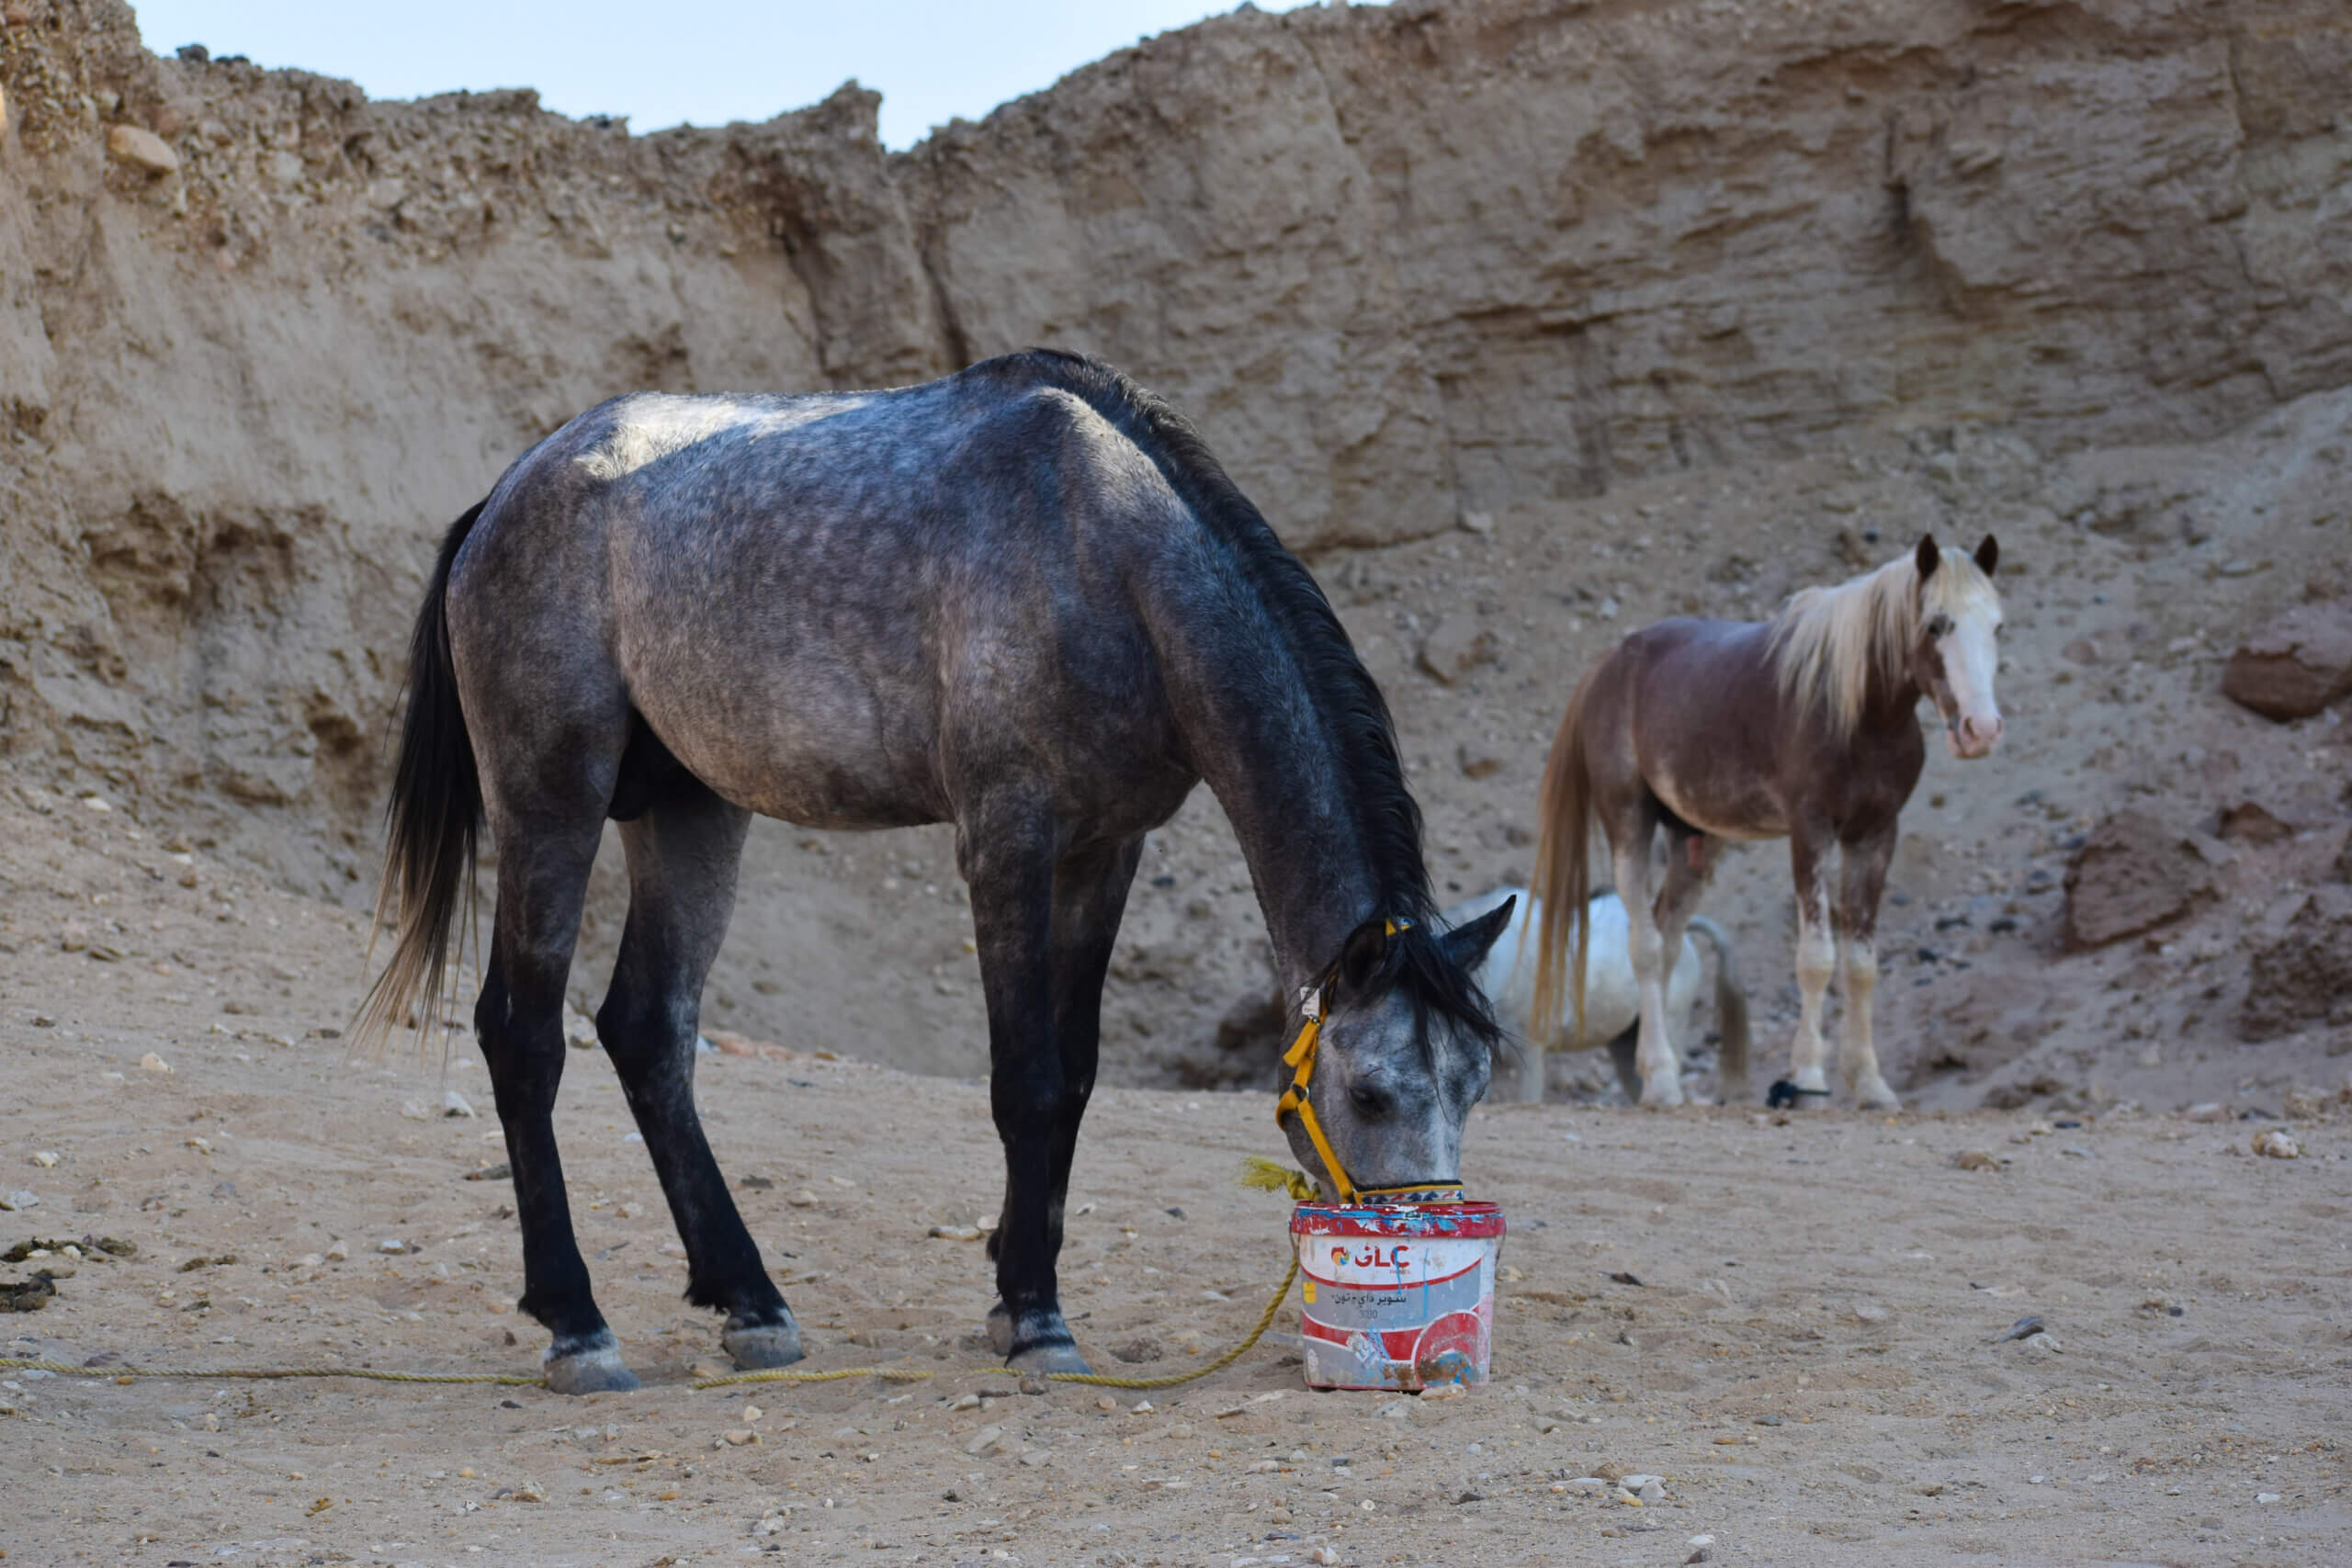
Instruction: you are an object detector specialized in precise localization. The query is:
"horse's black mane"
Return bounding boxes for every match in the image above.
[1003,349,1500,1052]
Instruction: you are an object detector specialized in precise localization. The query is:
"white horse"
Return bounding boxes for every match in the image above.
[1446,886,1749,1104]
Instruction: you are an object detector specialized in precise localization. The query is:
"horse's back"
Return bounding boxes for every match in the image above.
[445,365,1200,831]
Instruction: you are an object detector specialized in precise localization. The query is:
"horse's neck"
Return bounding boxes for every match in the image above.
[1857,663,1926,736]
[1178,672,1387,995]
[1209,749,1385,995]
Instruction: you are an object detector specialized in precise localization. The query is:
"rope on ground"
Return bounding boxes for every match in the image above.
[689,1251,1300,1392]
[0,1253,1297,1396]
[0,1356,542,1386]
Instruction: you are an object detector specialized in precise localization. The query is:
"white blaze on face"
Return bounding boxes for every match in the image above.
[1934,570,2004,759]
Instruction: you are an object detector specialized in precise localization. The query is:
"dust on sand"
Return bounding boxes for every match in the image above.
[4,796,2349,1566]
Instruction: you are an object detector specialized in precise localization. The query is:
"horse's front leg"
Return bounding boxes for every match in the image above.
[1836,828,1901,1110]
[1787,823,1838,1103]
[966,815,1131,1375]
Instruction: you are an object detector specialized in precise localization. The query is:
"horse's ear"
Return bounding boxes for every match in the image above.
[1973,534,1999,575]
[1914,534,1941,581]
[1442,896,1515,976]
[1337,917,1391,995]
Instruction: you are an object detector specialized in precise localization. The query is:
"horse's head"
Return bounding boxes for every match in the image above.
[1910,534,2005,760]
[1282,900,1514,1201]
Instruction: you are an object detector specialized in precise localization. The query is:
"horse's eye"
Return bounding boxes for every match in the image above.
[1348,1082,1392,1119]
[1928,615,1953,637]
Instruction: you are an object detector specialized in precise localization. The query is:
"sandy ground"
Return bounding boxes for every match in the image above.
[4,795,2350,1568]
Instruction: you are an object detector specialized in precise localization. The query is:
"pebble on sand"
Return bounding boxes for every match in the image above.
[2250,1128,2299,1159]
[139,1052,171,1074]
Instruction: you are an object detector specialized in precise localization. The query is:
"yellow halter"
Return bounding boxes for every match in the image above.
[1273,919,1464,1206]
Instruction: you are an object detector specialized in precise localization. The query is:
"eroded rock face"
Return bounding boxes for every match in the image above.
[2245,886,2352,1040]
[2064,810,2217,949]
[1,0,2349,1078]
[2222,598,2352,720]
[3,0,2346,853]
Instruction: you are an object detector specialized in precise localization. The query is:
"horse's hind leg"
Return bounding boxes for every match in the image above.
[476,810,630,1393]
[597,780,803,1370]
[973,821,1141,1375]
[1787,823,1838,1104]
[1517,1038,1548,1103]
[1604,1026,1644,1101]
[1651,828,1719,1099]
[1835,827,1901,1110]
[1609,816,1684,1106]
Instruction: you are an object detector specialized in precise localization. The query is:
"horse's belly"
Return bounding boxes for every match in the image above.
[629,667,946,829]
[1648,765,1784,841]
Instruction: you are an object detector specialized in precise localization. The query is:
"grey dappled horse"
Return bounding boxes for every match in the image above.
[363,351,1511,1393]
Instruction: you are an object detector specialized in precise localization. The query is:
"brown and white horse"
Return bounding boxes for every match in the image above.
[1529,536,2004,1108]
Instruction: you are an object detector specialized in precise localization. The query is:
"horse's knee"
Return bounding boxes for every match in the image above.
[1794,926,1835,990]
[991,1068,1080,1138]
[595,982,695,1066]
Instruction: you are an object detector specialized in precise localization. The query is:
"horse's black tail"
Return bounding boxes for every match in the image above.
[355,502,487,1055]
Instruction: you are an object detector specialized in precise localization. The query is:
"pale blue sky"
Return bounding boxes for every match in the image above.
[130,1,1329,149]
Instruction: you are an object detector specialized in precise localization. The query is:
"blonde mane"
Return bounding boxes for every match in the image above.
[1768,547,1998,738]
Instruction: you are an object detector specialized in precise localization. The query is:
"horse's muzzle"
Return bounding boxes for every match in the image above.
[1947,713,2004,759]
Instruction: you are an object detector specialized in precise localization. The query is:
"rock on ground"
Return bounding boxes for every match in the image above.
[2222,598,2352,720]
[2245,885,2352,1039]
[2064,809,2219,949]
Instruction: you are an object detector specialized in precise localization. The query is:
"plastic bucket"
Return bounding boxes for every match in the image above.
[1291,1198,1505,1391]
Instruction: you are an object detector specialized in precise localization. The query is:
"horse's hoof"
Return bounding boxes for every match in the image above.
[1639,1079,1686,1108]
[1007,1338,1094,1378]
[1855,1078,1902,1111]
[988,1302,1091,1376]
[723,1313,805,1371]
[543,1334,640,1395]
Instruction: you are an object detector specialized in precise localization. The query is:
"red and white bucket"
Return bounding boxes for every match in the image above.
[1291,1197,1505,1391]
